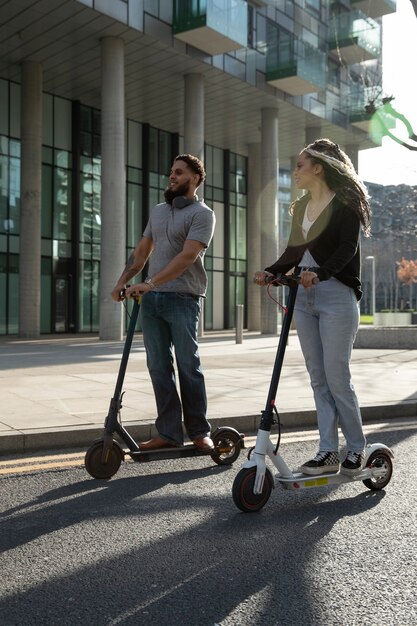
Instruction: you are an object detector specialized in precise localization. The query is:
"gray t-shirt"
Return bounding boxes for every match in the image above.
[143,199,215,297]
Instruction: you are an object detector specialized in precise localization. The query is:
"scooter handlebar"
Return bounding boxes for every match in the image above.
[265,273,300,287]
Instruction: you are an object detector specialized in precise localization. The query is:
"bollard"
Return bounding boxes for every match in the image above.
[235,304,244,344]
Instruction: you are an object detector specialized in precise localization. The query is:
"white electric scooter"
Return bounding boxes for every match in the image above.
[232,274,394,512]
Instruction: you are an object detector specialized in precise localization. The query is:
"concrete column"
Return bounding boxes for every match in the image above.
[184,73,205,335]
[346,145,359,172]
[290,155,298,203]
[247,143,262,331]
[305,126,321,146]
[19,61,42,338]
[184,74,204,162]
[260,108,279,334]
[99,37,126,340]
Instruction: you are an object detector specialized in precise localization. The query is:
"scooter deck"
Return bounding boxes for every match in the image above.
[128,444,216,463]
[277,467,375,490]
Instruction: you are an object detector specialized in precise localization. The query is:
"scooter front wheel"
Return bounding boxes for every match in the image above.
[362,450,393,491]
[232,466,274,512]
[85,439,123,479]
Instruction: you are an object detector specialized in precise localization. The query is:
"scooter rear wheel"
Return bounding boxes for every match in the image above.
[85,440,123,479]
[362,450,393,491]
[210,429,242,465]
[232,466,274,512]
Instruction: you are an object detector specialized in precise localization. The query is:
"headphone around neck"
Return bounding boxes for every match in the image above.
[172,195,198,209]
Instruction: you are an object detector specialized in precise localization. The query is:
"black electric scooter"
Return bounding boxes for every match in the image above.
[232,273,394,512]
[85,296,244,479]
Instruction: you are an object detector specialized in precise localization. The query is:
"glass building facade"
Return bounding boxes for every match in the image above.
[0,81,250,334]
[0,0,393,336]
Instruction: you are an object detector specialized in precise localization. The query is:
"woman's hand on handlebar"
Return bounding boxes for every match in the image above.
[254,271,274,286]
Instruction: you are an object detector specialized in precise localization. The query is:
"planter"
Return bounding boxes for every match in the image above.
[374,312,412,326]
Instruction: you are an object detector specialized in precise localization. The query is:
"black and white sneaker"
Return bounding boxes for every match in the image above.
[300,451,340,475]
[341,451,364,475]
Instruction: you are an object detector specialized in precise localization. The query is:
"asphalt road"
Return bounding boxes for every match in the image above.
[1,421,416,626]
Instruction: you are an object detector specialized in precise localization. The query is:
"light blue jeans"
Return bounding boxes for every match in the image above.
[294,278,366,453]
[140,291,211,446]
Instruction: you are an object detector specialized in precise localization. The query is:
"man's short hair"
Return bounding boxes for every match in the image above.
[174,154,206,186]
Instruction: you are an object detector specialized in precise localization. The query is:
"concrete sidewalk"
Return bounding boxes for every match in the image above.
[0,330,416,454]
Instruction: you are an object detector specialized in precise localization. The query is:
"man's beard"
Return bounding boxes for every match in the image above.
[164,181,190,204]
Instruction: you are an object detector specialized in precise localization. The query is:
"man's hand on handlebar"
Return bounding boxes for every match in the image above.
[111,285,126,302]
[111,282,152,302]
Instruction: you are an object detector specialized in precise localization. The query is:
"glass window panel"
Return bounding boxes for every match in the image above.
[213,148,223,186]
[8,234,19,253]
[93,109,101,135]
[42,165,53,238]
[57,240,71,258]
[40,258,52,333]
[0,136,8,155]
[41,239,52,256]
[0,155,9,233]
[10,141,20,158]
[42,146,53,164]
[0,256,5,334]
[54,150,70,169]
[205,145,213,186]
[149,127,158,173]
[127,183,142,247]
[0,80,9,135]
[54,97,72,150]
[127,167,142,184]
[42,93,53,146]
[127,120,142,168]
[148,188,159,211]
[149,172,159,188]
[214,188,223,202]
[54,167,71,240]
[80,106,92,132]
[9,83,20,138]
[80,132,92,156]
[237,206,246,258]
[9,157,20,234]
[158,130,171,174]
[92,134,101,159]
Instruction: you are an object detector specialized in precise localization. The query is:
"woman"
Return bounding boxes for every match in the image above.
[255,138,371,476]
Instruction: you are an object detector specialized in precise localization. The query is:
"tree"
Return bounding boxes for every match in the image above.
[396,258,417,309]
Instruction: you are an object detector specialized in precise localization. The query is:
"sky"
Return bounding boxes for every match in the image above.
[358,0,417,186]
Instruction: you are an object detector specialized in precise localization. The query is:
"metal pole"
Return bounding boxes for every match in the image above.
[236,304,244,344]
[365,256,375,321]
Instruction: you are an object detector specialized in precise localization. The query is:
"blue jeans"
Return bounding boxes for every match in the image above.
[140,291,210,445]
[294,278,366,453]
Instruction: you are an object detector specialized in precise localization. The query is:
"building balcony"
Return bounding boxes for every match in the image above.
[328,11,381,65]
[351,0,396,19]
[173,0,248,56]
[348,87,396,138]
[266,39,326,96]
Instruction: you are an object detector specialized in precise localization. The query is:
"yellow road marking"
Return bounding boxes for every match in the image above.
[0,459,85,475]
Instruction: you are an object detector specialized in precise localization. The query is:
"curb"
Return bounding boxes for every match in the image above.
[1,401,416,455]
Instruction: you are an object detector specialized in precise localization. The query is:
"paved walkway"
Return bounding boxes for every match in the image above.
[0,330,416,453]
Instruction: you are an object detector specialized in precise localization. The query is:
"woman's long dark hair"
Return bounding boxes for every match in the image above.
[295,138,371,237]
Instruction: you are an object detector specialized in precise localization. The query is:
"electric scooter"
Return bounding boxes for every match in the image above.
[232,274,394,512]
[85,296,244,480]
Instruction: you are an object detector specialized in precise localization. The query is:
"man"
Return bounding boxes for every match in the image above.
[111,154,215,451]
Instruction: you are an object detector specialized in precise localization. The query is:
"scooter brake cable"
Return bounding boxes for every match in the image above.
[272,404,282,453]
